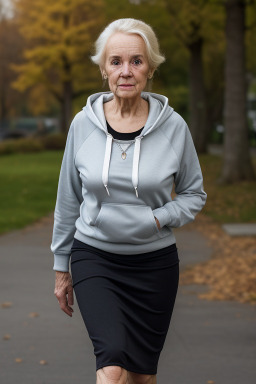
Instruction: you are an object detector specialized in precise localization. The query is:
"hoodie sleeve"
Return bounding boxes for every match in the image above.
[152,124,207,228]
[50,118,83,272]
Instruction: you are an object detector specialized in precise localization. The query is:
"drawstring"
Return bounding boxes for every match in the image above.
[102,133,113,196]
[132,137,142,198]
[102,134,143,198]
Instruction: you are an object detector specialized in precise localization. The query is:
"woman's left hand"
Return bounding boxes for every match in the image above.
[54,271,74,317]
[154,217,161,230]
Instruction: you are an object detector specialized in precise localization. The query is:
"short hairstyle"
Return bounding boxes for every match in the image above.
[91,18,165,70]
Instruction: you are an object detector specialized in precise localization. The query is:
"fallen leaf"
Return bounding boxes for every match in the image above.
[3,334,11,340]
[180,215,256,304]
[15,358,23,363]
[39,360,48,365]
[28,312,39,318]
[1,302,13,308]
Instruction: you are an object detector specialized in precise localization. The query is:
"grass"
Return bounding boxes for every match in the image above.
[0,151,63,234]
[199,154,256,223]
[0,151,255,235]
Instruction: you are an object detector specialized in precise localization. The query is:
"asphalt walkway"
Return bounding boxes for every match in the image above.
[0,215,255,384]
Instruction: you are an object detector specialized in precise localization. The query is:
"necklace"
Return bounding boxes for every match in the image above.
[115,141,134,160]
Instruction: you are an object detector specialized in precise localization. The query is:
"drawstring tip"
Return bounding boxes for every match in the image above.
[134,187,139,198]
[104,185,110,196]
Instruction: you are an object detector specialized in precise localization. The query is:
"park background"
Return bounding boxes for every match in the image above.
[0,0,256,304]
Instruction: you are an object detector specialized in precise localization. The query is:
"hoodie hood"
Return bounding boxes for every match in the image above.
[82,91,174,198]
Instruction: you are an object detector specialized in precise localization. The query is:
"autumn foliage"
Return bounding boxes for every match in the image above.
[11,0,105,130]
[180,214,256,304]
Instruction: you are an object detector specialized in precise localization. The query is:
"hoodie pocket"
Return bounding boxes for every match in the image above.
[93,202,159,244]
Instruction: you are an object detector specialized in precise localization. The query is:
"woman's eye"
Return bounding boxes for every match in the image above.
[111,60,120,65]
[133,59,142,65]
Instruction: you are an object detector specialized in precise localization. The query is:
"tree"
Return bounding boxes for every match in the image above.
[0,2,24,123]
[163,0,218,153]
[11,0,105,132]
[246,2,256,79]
[220,0,255,182]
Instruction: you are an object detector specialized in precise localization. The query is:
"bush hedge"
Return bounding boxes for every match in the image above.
[40,133,67,150]
[0,133,67,155]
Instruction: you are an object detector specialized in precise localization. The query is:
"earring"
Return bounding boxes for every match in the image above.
[103,73,108,80]
[148,74,152,79]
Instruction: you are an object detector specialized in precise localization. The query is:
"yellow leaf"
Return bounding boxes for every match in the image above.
[1,301,13,308]
[3,334,11,340]
[39,360,48,365]
[15,358,23,363]
[28,312,39,318]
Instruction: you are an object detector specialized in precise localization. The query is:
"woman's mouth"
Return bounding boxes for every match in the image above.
[119,84,135,89]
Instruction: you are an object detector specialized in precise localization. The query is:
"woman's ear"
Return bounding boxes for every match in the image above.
[148,68,156,80]
[100,68,108,80]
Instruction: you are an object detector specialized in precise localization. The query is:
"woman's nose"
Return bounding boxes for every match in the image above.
[121,62,131,77]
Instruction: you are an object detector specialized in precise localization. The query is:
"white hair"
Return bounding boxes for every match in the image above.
[91,18,165,70]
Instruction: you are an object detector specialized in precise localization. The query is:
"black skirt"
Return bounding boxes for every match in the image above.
[70,238,179,375]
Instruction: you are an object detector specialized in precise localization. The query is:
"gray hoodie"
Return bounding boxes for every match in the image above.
[51,91,207,272]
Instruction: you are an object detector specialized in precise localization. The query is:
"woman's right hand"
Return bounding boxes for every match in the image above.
[54,271,74,317]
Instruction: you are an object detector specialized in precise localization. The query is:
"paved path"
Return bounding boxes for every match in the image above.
[222,223,256,236]
[0,215,256,384]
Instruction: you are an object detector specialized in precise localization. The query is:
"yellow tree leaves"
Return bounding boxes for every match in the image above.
[11,0,105,127]
[12,0,104,88]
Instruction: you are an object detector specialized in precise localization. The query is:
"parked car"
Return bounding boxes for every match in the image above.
[0,129,29,140]
[0,117,60,141]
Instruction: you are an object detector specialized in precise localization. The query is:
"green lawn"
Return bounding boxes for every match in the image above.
[199,154,256,223]
[0,151,63,234]
[0,151,255,235]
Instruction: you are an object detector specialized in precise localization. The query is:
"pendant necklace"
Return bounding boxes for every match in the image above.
[115,141,134,160]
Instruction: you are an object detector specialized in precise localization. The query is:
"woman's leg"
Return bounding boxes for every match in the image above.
[96,366,157,384]
[127,371,157,384]
[96,366,128,384]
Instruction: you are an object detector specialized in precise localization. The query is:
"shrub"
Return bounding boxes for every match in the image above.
[0,138,44,155]
[40,133,67,150]
[0,133,67,155]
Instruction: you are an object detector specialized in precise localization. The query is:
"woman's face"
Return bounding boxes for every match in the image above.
[102,32,153,100]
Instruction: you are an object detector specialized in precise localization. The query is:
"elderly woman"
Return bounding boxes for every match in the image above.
[51,18,206,384]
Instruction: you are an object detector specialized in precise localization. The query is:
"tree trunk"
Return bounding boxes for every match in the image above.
[60,80,73,133]
[0,67,7,120]
[188,37,208,153]
[221,0,255,182]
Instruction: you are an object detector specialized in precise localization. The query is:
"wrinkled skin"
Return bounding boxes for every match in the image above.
[54,271,74,317]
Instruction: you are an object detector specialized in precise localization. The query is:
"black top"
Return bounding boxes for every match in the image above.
[106,120,144,140]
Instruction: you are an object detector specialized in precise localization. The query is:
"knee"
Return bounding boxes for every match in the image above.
[101,365,127,382]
